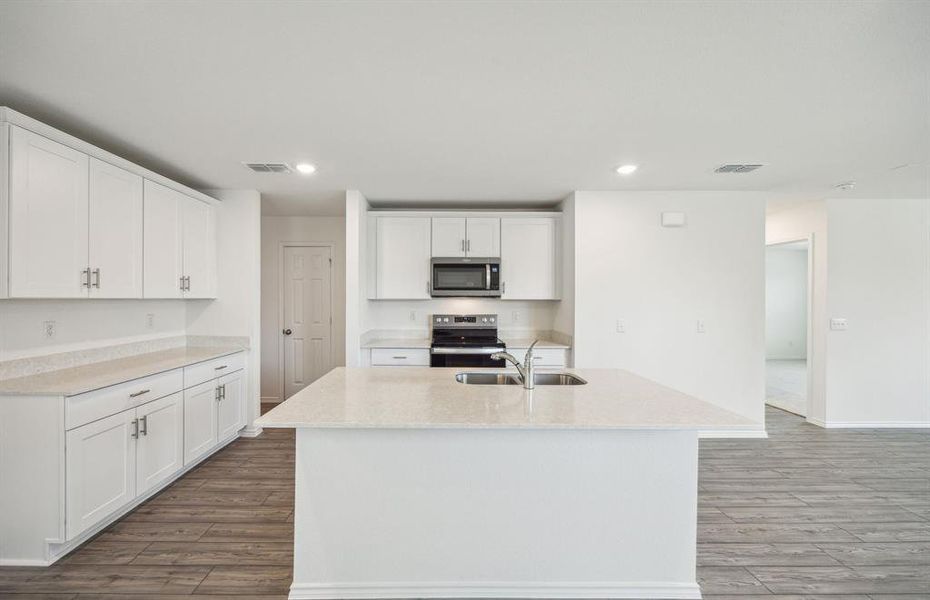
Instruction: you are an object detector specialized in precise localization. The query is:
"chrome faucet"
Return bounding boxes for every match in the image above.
[491,340,539,389]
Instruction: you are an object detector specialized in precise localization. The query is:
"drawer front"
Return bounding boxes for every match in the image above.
[66,368,183,430]
[371,348,431,366]
[183,352,245,388]
[510,348,567,367]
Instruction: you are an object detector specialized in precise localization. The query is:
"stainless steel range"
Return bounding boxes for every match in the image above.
[430,314,506,368]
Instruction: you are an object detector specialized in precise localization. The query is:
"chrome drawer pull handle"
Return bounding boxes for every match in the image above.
[214,365,228,370]
[392,356,407,359]
[129,389,151,398]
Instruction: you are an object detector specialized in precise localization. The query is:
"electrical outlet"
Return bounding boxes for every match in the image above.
[409,310,417,322]
[830,318,848,331]
[512,310,521,324]
[43,320,56,338]
[616,319,626,333]
[697,320,706,333]
[146,313,155,329]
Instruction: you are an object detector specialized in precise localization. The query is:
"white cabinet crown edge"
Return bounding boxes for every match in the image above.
[0,107,218,206]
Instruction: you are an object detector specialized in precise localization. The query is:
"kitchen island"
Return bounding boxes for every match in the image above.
[257,367,756,600]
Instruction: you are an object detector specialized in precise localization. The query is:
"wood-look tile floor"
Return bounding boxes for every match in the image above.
[1,405,927,598]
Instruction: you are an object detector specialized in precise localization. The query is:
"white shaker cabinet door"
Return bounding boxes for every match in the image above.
[88,158,143,298]
[465,217,500,257]
[500,217,559,300]
[66,410,137,540]
[180,196,217,299]
[216,369,245,443]
[8,126,90,298]
[375,217,431,299]
[136,392,184,496]
[183,380,218,466]
[143,180,183,298]
[430,217,466,257]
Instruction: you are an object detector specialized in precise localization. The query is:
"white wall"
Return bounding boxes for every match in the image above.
[345,190,369,367]
[766,200,827,423]
[765,245,808,360]
[823,198,930,426]
[260,216,346,401]
[0,299,185,361]
[186,189,262,431]
[572,191,766,426]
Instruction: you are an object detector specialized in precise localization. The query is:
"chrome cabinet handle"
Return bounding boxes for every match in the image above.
[131,418,139,439]
[392,356,407,359]
[186,276,191,291]
[467,239,471,252]
[180,276,186,291]
[221,384,226,400]
[502,281,506,295]
[215,385,221,402]
[214,365,228,370]
[92,268,100,288]
[140,415,148,436]
[129,389,150,398]
[81,268,91,288]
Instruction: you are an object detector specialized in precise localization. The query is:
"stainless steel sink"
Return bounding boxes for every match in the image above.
[455,372,587,386]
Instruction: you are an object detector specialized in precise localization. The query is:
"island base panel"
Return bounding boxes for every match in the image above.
[288,427,700,599]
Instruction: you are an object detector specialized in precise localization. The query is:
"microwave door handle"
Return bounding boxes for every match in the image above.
[486,264,491,290]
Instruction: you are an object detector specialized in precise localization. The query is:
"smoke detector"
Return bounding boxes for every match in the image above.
[242,162,293,174]
[714,164,764,173]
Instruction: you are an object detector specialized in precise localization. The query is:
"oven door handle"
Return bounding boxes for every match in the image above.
[431,347,504,355]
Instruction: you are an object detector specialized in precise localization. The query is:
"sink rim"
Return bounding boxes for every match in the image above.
[454,371,588,386]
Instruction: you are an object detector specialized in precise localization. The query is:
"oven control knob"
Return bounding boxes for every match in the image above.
[489,317,495,323]
[443,317,450,323]
[435,317,441,323]
[481,317,488,323]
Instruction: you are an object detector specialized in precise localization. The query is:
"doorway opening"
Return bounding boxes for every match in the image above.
[279,243,334,401]
[765,239,810,417]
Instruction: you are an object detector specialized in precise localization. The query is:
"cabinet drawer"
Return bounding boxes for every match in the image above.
[66,368,183,430]
[509,348,567,367]
[371,348,431,366]
[183,352,244,388]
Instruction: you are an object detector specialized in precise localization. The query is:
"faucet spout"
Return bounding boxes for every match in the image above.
[491,339,540,390]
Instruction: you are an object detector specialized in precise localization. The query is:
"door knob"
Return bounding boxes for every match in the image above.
[283,328,293,335]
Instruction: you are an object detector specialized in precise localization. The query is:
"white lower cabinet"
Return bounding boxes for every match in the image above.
[136,392,184,496]
[65,391,183,540]
[183,380,219,466]
[66,410,137,540]
[183,366,246,466]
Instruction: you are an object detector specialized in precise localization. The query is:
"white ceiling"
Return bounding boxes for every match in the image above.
[1,1,927,216]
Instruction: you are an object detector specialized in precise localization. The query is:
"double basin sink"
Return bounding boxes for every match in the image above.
[455,372,587,386]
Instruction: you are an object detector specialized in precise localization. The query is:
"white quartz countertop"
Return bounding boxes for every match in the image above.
[0,346,244,397]
[256,367,756,431]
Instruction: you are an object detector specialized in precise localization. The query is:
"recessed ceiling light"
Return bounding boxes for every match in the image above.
[616,164,638,176]
[295,163,317,175]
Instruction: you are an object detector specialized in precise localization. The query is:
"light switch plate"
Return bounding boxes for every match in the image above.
[661,212,687,227]
[697,320,706,333]
[830,318,848,331]
[616,319,626,333]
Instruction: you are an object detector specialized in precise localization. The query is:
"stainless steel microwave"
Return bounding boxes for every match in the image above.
[430,258,501,297]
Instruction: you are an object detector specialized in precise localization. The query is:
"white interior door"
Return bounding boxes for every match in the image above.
[66,410,137,539]
[143,180,183,298]
[465,217,500,257]
[88,158,143,298]
[283,245,333,399]
[431,217,466,257]
[9,125,90,298]
[136,392,183,496]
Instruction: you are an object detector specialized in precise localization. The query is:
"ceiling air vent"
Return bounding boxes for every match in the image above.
[714,164,764,173]
[243,162,293,174]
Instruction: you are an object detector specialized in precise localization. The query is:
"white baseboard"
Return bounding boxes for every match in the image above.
[699,429,768,439]
[811,419,930,429]
[0,558,49,567]
[261,396,281,403]
[289,581,701,599]
[240,425,263,437]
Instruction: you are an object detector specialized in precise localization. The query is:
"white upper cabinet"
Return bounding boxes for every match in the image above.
[430,217,500,258]
[88,158,143,298]
[143,180,216,299]
[375,216,431,299]
[8,126,89,298]
[431,217,466,257]
[500,217,560,300]
[181,196,216,299]
[464,217,500,257]
[143,180,183,298]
